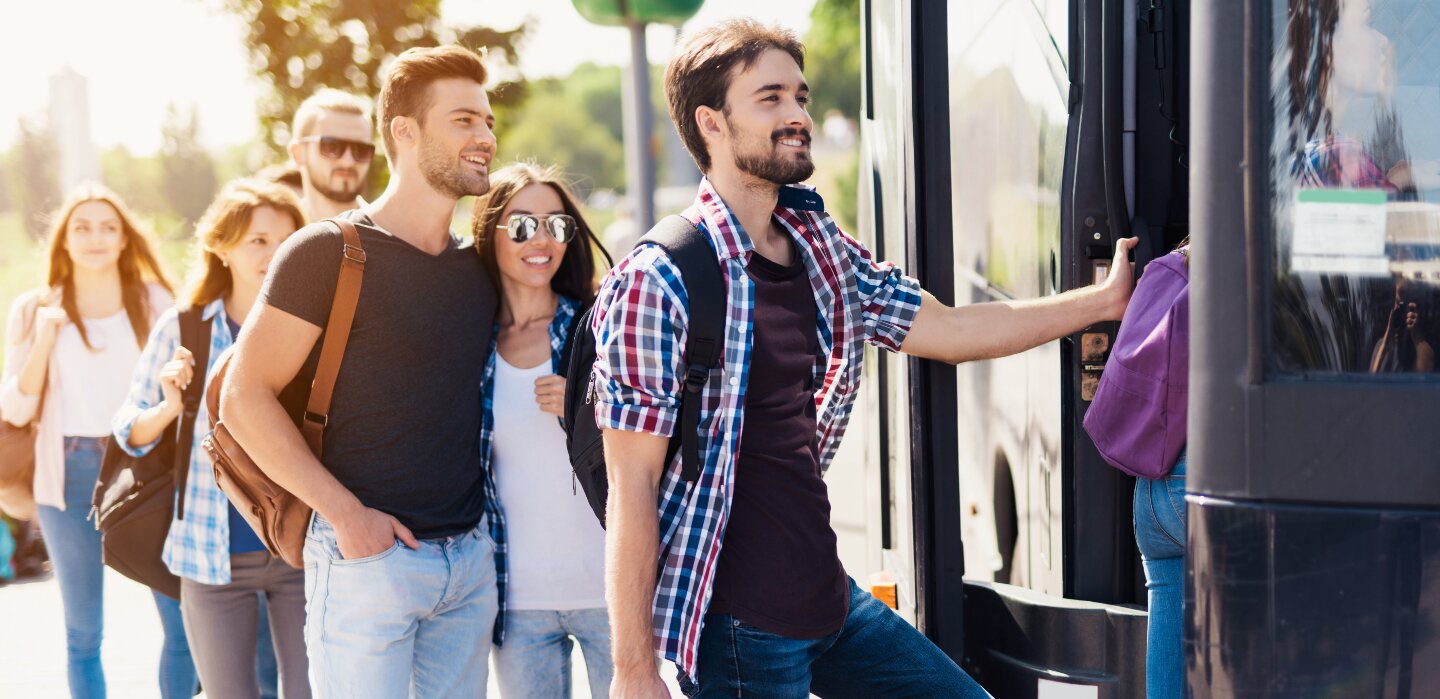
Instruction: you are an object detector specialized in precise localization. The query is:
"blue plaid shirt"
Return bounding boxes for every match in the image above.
[113,299,238,585]
[590,179,923,675]
[478,295,580,645]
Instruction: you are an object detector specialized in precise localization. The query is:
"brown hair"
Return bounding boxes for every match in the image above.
[185,178,305,309]
[256,162,303,192]
[471,163,600,305]
[664,19,806,171]
[43,184,174,349]
[376,45,489,162]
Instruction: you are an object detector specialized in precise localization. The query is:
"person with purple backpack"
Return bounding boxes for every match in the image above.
[1084,241,1191,698]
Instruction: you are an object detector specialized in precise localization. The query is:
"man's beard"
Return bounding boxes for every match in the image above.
[306,162,365,203]
[418,130,490,199]
[731,125,814,185]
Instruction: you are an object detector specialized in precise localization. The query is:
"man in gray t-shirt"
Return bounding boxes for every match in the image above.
[222,46,505,696]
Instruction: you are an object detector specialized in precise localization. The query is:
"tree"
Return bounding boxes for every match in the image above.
[806,0,862,121]
[160,104,220,230]
[216,0,530,157]
[499,91,625,196]
[10,118,60,241]
[100,145,168,218]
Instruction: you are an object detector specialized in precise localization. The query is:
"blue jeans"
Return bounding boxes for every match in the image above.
[153,590,199,699]
[36,437,197,699]
[679,577,992,698]
[1133,450,1188,699]
[492,608,613,698]
[257,593,279,699]
[303,512,499,697]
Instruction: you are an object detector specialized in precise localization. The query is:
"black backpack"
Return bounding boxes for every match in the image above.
[562,216,725,527]
[92,307,211,600]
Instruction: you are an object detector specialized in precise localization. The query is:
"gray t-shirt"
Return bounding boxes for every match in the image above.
[258,210,497,539]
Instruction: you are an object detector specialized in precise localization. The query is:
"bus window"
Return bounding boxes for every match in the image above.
[1270,0,1440,376]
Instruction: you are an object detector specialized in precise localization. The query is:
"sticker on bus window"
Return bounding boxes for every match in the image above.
[1291,189,1389,275]
[1037,678,1099,699]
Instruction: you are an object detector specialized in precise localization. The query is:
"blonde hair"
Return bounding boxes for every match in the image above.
[184,178,305,308]
[43,183,174,349]
[291,88,373,141]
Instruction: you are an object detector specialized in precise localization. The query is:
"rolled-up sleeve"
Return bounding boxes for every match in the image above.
[112,308,181,457]
[1,294,41,426]
[592,247,687,438]
[841,230,923,351]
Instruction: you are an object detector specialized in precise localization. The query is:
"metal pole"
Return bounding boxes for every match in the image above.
[622,20,656,231]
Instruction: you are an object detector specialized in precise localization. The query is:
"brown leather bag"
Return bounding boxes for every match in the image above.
[202,219,365,568]
[0,296,49,521]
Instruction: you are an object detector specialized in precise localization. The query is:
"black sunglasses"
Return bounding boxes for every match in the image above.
[298,136,375,163]
[497,214,578,244]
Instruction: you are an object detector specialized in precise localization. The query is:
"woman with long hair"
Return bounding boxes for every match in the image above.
[0,184,191,698]
[472,163,613,698]
[113,178,310,699]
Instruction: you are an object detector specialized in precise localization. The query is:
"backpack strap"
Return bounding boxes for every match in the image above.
[640,216,724,484]
[173,306,212,520]
[300,219,366,458]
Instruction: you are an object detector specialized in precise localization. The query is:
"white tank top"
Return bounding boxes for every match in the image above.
[53,310,141,437]
[492,353,607,610]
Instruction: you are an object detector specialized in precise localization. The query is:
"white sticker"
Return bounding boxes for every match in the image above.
[1037,678,1100,699]
[1291,188,1389,275]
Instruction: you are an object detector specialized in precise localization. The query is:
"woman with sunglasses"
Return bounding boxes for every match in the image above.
[471,163,612,699]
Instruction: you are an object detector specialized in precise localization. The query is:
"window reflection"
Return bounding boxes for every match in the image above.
[1271,0,1440,375]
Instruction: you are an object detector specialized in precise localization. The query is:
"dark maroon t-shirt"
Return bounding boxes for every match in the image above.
[707,245,850,639]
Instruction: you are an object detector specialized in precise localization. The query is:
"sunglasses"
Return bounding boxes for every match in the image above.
[497,214,578,244]
[298,136,375,163]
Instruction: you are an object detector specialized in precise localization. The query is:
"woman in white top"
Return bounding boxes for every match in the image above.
[472,164,612,698]
[0,184,195,698]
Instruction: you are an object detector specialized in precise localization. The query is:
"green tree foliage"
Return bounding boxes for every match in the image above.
[216,0,529,155]
[100,146,167,218]
[160,105,220,231]
[10,119,61,241]
[498,91,625,196]
[806,0,861,120]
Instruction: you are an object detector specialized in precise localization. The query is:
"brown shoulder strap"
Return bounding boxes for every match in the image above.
[300,219,365,457]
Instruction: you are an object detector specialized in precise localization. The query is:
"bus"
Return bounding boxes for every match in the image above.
[852,0,1440,696]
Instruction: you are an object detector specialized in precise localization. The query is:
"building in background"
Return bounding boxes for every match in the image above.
[48,67,100,194]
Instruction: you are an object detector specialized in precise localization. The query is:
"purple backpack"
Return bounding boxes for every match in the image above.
[1082,249,1189,479]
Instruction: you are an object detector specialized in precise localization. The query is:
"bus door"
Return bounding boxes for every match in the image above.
[1192,0,1440,693]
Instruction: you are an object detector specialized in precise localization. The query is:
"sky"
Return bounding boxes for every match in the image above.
[0,0,817,154]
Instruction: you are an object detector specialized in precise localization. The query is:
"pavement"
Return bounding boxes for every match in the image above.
[0,567,625,698]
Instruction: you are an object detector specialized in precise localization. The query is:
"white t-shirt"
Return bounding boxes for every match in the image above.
[492,353,607,610]
[54,310,142,437]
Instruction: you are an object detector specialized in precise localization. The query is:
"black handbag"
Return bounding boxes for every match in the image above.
[92,307,211,600]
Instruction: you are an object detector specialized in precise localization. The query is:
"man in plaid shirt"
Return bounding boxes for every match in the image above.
[595,19,1139,698]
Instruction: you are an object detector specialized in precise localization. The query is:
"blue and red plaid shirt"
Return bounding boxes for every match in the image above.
[590,177,923,675]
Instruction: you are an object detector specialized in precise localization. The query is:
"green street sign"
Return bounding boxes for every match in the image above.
[571,0,704,25]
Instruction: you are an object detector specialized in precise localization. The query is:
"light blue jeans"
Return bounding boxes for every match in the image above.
[36,437,198,699]
[492,608,614,699]
[1133,450,1188,699]
[303,512,498,698]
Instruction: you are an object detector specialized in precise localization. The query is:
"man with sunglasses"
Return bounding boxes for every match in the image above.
[287,88,375,221]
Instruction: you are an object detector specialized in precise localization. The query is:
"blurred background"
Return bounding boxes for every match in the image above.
[0,0,861,319]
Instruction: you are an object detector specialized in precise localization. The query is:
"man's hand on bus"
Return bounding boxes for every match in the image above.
[898,236,1139,364]
[1098,236,1140,319]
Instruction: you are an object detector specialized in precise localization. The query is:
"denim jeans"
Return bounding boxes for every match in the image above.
[153,590,199,699]
[492,608,613,699]
[1133,450,1188,699]
[36,437,197,699]
[678,577,992,698]
[303,512,498,698]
